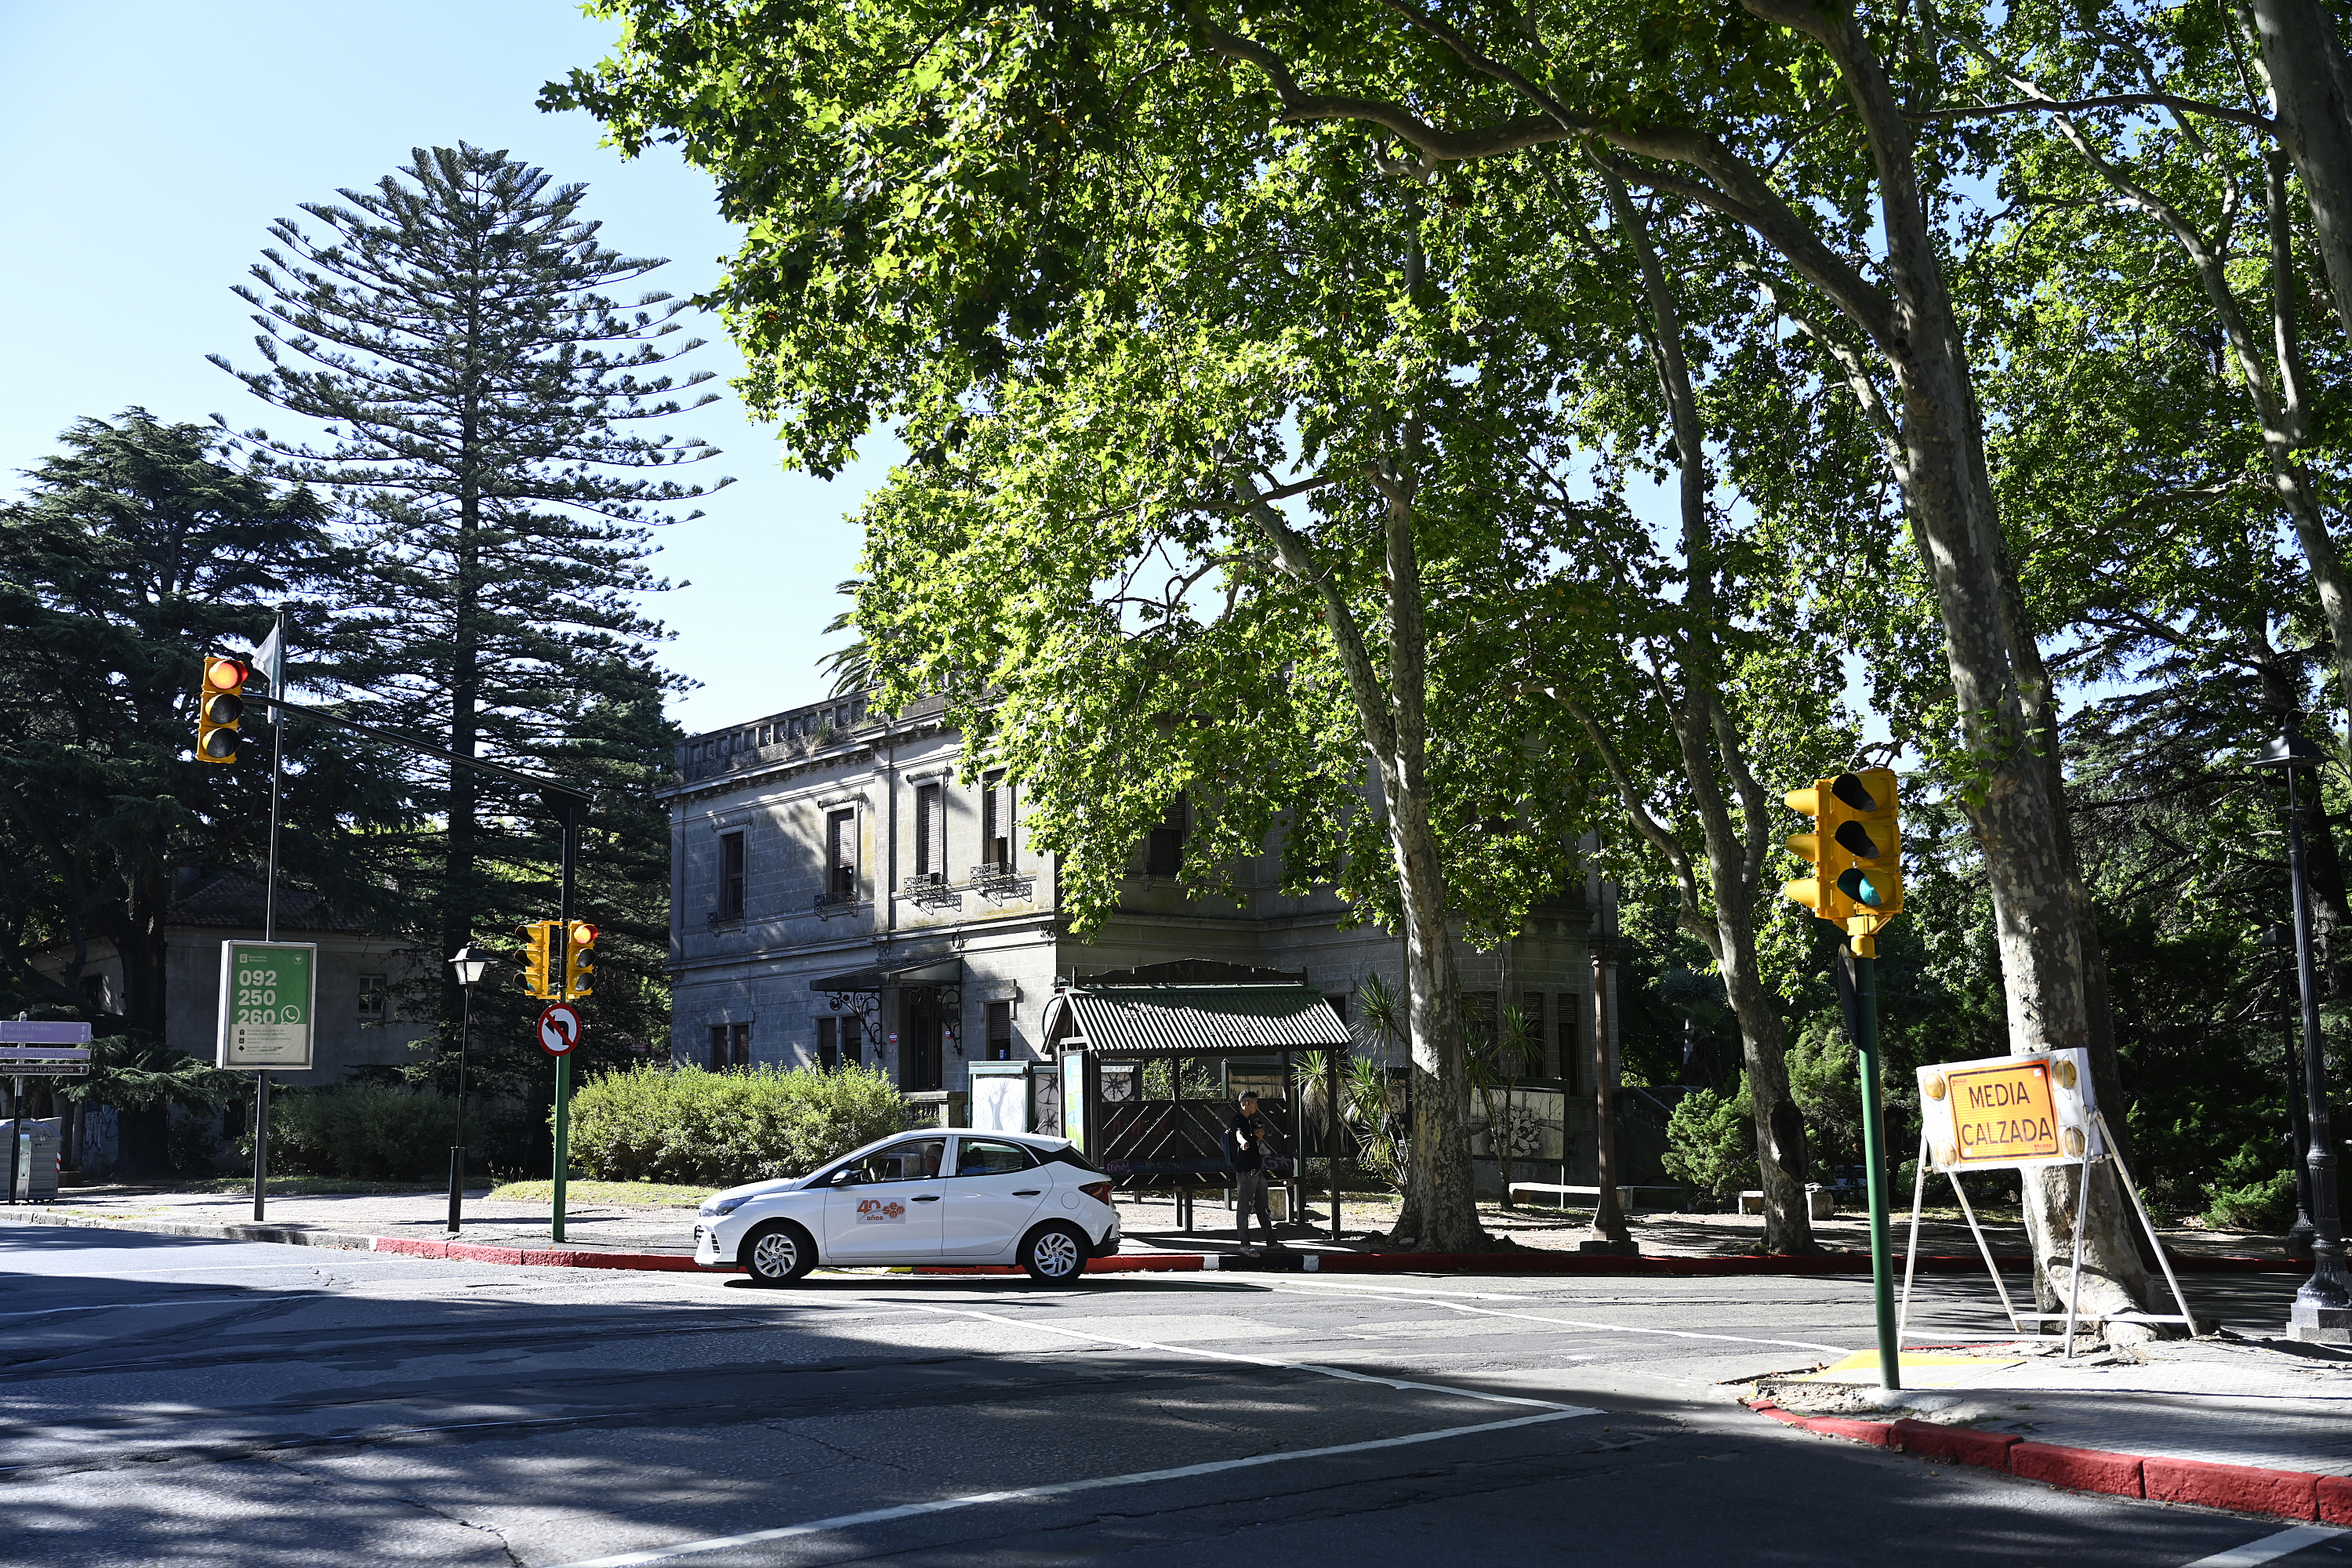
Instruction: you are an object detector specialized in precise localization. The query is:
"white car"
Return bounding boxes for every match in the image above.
[693,1129,1121,1284]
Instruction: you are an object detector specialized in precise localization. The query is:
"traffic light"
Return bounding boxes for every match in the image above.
[1784,769,1904,949]
[1831,767,1903,918]
[562,921,597,1002]
[518,920,559,1000]
[195,656,250,764]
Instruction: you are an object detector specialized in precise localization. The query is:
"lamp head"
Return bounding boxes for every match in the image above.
[2252,731,2326,770]
[450,946,489,987]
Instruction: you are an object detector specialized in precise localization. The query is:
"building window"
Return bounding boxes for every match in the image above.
[1464,992,1498,1051]
[818,1016,839,1071]
[981,771,1011,869]
[710,1022,750,1071]
[986,1000,1013,1061]
[826,808,858,900]
[718,830,746,917]
[357,974,389,1026]
[842,1015,862,1066]
[1144,794,1186,877]
[1563,993,1583,1094]
[914,781,945,884]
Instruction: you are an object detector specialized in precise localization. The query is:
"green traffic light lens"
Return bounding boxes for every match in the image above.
[1837,868,1883,907]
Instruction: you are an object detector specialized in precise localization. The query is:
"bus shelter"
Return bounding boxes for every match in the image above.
[1040,969,1352,1238]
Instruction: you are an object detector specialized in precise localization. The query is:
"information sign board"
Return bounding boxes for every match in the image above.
[216,941,318,1069]
[1918,1048,2097,1172]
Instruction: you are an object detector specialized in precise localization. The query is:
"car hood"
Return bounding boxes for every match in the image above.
[699,1176,805,1215]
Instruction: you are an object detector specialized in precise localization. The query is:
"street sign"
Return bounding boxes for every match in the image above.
[0,1022,93,1044]
[0,1046,89,1077]
[216,941,318,1069]
[537,1003,584,1057]
[1918,1049,2098,1172]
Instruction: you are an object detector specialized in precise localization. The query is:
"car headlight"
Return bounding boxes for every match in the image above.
[699,1195,752,1218]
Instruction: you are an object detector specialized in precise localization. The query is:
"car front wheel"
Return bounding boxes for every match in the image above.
[739,1220,816,1286]
[1020,1221,1089,1284]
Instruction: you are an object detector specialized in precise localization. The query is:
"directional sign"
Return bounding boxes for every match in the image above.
[216,941,318,1069]
[0,1022,92,1045]
[0,1046,89,1077]
[537,1003,584,1057]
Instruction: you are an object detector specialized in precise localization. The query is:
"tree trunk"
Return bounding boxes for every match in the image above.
[2247,0,2352,353]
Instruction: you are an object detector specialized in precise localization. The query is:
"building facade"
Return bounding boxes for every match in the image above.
[662,691,1621,1109]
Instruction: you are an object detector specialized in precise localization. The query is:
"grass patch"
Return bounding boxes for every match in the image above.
[487,1179,717,1207]
[186,1177,441,1196]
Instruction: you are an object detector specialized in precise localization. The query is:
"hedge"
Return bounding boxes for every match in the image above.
[567,1063,918,1185]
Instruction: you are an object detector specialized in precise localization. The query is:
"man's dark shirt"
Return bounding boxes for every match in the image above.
[1229,1110,1265,1171]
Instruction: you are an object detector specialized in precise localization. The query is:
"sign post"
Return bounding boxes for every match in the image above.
[216,940,317,1222]
[3,1022,92,1205]
[539,1002,583,1243]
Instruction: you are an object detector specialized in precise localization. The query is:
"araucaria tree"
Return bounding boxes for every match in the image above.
[213,143,721,1090]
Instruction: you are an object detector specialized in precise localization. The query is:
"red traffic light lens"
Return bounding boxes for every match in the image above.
[569,922,597,944]
[204,657,251,691]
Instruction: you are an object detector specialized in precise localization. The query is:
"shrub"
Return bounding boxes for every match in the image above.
[1663,1075,1759,1200]
[568,1063,918,1185]
[255,1085,459,1181]
[2204,1169,2296,1234]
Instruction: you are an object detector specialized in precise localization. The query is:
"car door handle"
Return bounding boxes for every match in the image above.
[1013,1189,1043,1196]
[911,1194,942,1202]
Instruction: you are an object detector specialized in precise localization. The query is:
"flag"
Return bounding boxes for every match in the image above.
[252,619,285,724]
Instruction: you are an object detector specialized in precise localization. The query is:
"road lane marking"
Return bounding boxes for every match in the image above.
[2180,1525,2347,1566]
[0,1292,334,1321]
[890,1301,1595,1410]
[548,1408,1589,1568]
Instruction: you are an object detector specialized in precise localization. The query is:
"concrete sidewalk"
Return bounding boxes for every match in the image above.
[1748,1336,2352,1523]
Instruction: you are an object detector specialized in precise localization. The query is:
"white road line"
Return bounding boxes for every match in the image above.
[891,1300,1595,1410]
[4,1262,357,1277]
[0,1292,332,1321]
[2179,1524,2347,1566]
[548,1408,1588,1568]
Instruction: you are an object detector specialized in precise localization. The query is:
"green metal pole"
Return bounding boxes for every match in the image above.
[1853,946,1901,1390]
[552,1051,572,1244]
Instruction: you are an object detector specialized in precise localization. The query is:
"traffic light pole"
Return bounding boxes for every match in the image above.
[553,800,578,1245]
[1849,942,1902,1391]
[256,611,285,1225]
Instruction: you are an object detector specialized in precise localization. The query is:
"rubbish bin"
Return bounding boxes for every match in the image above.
[13,1118,61,1202]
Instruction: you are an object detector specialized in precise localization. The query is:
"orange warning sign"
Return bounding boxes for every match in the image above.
[1942,1058,2060,1167]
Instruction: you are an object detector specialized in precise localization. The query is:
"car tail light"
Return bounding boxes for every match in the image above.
[1080,1181,1112,1205]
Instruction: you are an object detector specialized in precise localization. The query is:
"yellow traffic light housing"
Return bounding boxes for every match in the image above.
[562,921,597,1001]
[196,656,250,764]
[518,920,560,1000]
[1784,768,1904,952]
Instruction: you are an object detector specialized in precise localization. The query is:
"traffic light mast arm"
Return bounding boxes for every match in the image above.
[252,692,591,808]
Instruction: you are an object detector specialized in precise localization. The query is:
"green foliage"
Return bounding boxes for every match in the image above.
[2202,1170,2297,1235]
[257,1086,460,1181]
[567,1064,917,1185]
[1662,1075,1758,1200]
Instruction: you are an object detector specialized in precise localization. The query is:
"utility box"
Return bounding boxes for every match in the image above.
[13,1118,61,1203]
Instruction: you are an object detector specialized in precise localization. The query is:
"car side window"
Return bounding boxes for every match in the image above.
[953,1139,1036,1178]
[854,1138,946,1184]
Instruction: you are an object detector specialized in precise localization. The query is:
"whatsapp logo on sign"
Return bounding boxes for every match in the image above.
[217,941,318,1069]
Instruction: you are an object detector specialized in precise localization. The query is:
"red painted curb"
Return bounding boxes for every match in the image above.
[2144,1457,2320,1521]
[2010,1441,2145,1498]
[1749,1401,2335,1522]
[1892,1417,2020,1470]
[370,1236,735,1272]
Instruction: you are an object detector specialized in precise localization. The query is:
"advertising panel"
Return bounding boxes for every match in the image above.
[216,941,318,1069]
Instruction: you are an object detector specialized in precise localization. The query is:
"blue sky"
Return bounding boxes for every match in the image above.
[0,1,888,737]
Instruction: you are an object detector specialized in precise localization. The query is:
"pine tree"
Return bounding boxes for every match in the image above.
[213,144,721,1099]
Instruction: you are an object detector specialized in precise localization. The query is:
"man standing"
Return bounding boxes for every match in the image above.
[1230,1091,1280,1254]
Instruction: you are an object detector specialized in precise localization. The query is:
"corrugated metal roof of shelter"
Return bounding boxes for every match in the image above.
[1059,985,1352,1055]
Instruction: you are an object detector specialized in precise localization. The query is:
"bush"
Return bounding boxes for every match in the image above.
[568,1063,918,1185]
[2204,1169,2296,1234]
[253,1085,459,1181]
[1662,1075,1758,1200]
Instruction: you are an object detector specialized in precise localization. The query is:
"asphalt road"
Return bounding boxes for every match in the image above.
[1,1223,2339,1568]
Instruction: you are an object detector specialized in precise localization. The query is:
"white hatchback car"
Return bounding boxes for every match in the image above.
[693,1129,1121,1284]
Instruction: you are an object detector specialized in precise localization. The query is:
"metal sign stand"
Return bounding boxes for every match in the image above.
[1897,1109,2198,1356]
[2,1023,93,1203]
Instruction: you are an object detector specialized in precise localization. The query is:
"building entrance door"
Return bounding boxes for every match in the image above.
[905,993,943,1091]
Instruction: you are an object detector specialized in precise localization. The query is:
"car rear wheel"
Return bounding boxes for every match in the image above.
[739,1220,816,1285]
[1020,1221,1089,1284]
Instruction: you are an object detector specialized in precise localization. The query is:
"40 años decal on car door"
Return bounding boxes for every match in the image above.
[855,1197,908,1224]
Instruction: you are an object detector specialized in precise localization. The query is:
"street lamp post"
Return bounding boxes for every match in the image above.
[448,946,488,1236]
[2264,924,2318,1260]
[2252,733,2350,1344]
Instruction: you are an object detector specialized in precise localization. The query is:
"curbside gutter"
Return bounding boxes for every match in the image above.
[1748,1399,2352,1526]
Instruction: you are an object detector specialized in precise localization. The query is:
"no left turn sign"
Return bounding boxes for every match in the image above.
[537,1003,584,1057]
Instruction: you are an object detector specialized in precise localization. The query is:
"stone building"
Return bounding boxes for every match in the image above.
[660,690,1622,1128]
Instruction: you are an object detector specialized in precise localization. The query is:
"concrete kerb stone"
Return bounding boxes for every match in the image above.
[1748,1398,2329,1523]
